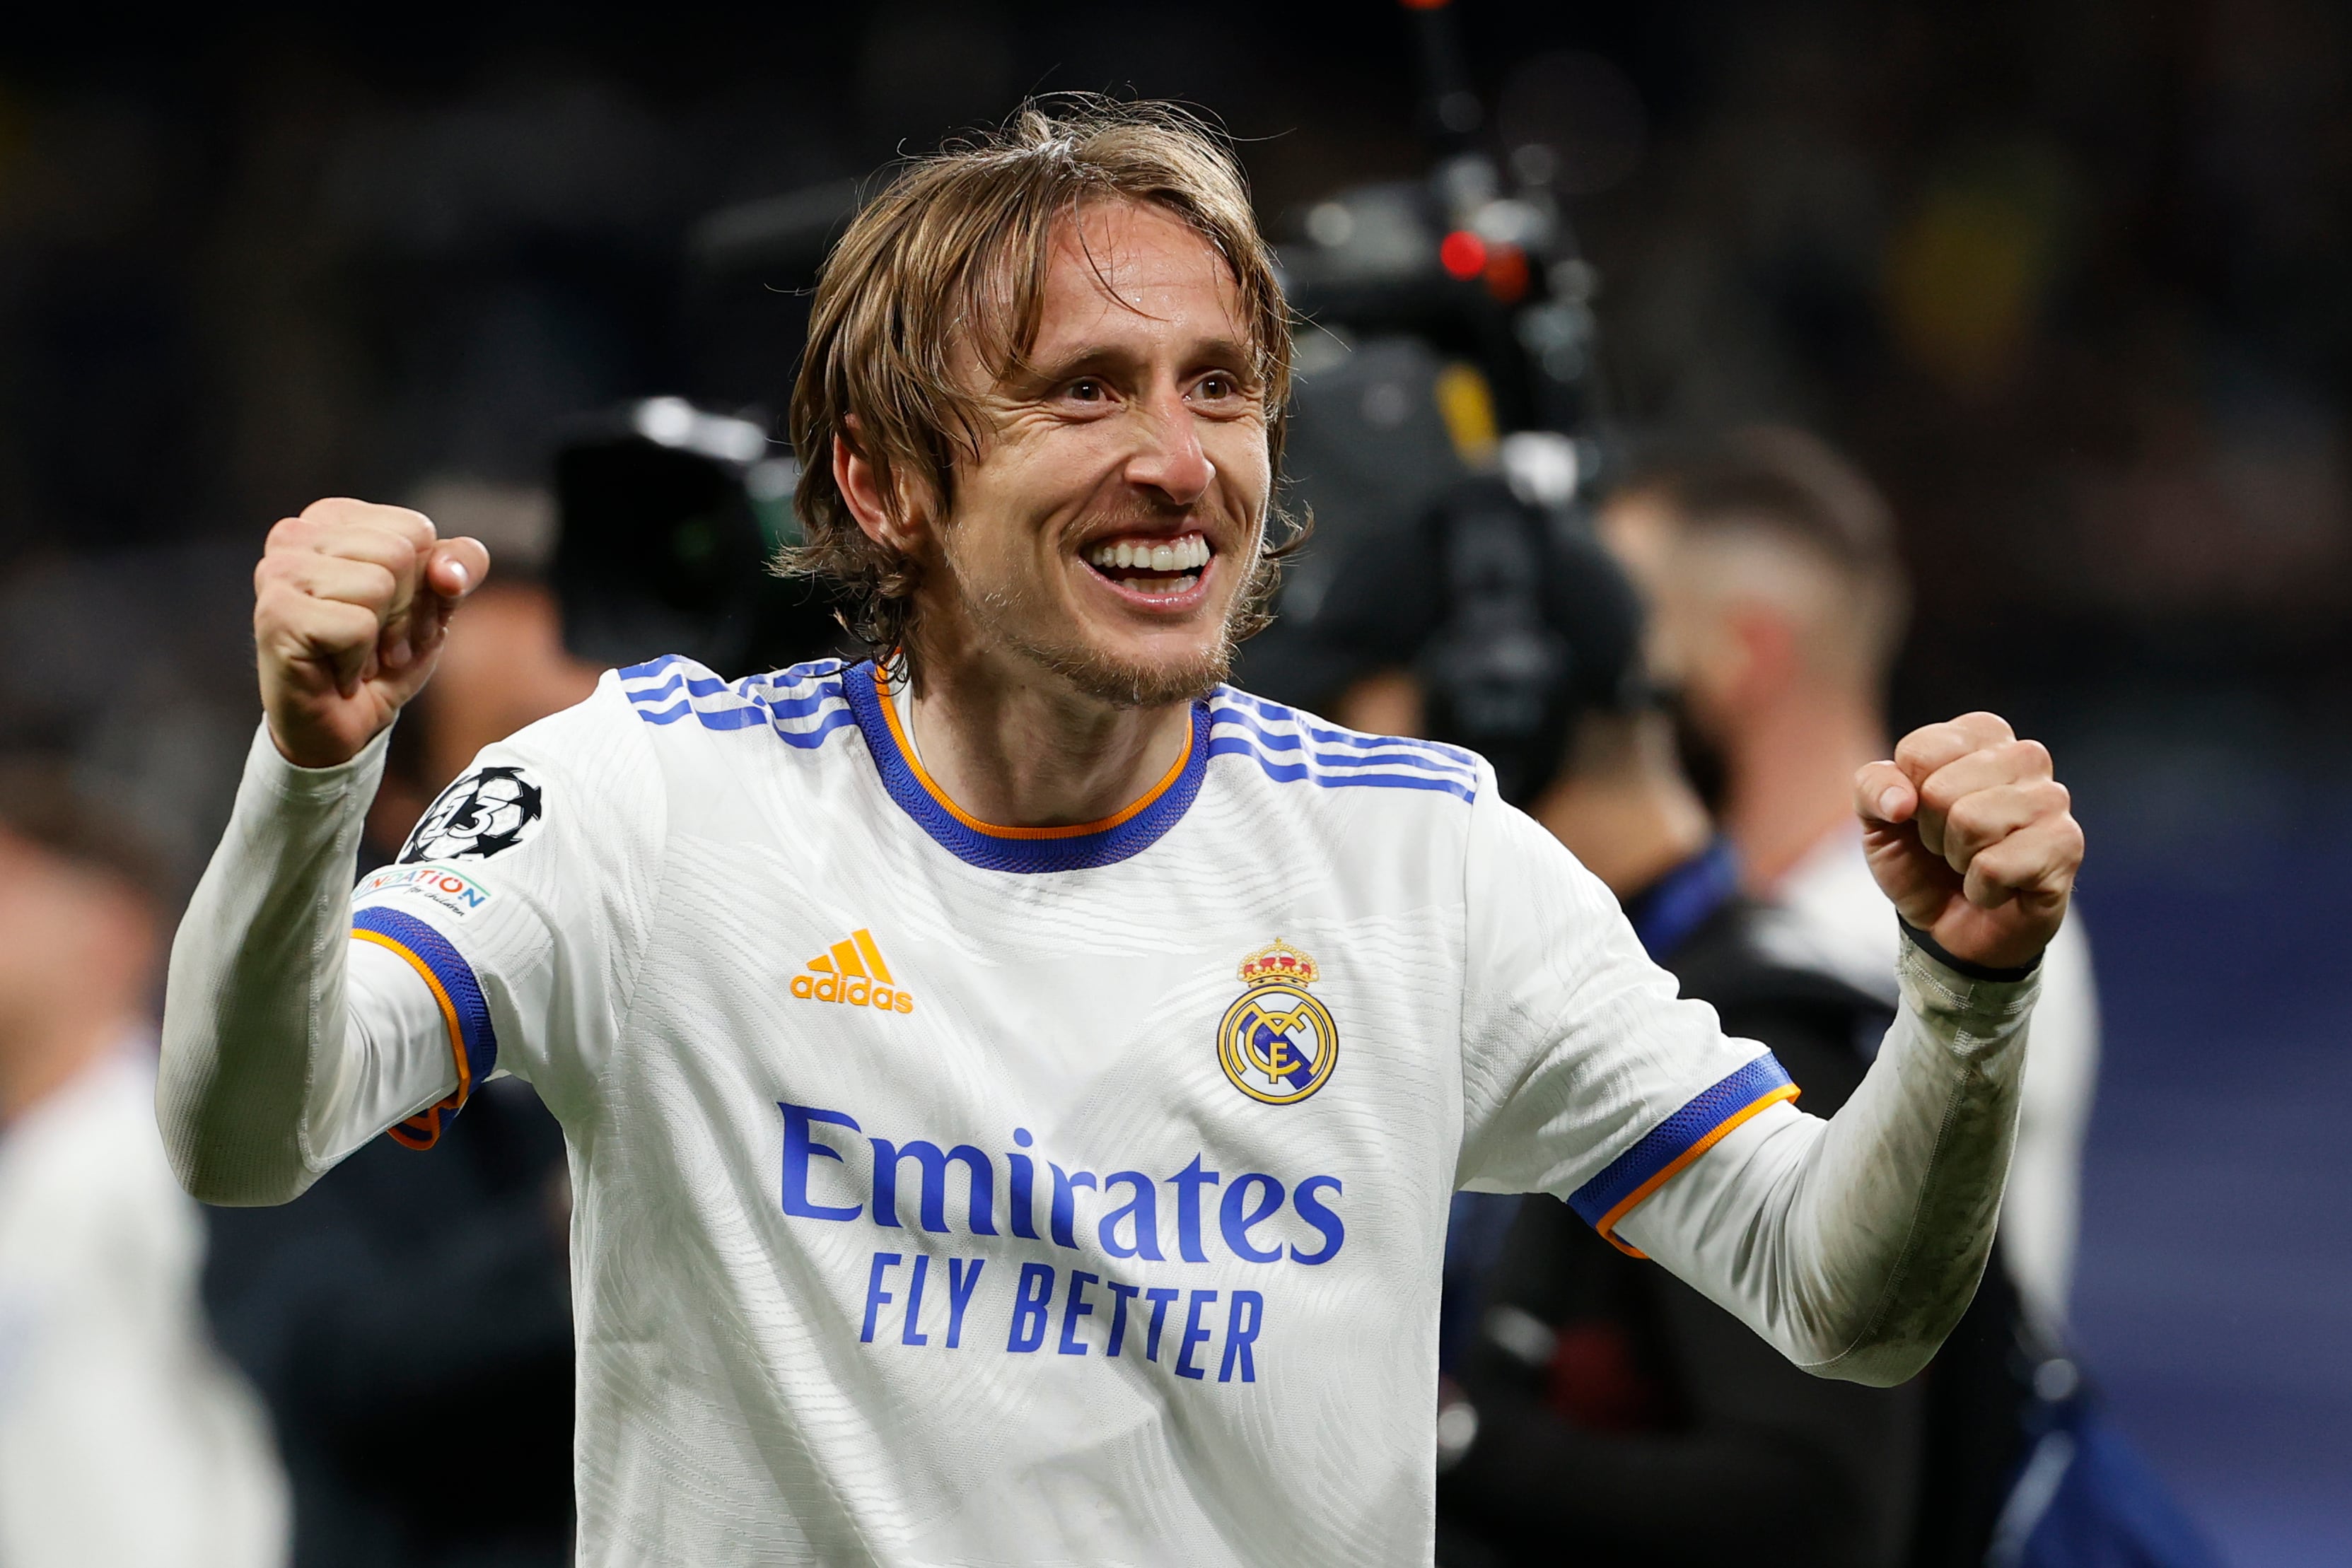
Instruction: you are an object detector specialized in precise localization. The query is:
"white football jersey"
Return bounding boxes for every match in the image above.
[342,655,1794,1566]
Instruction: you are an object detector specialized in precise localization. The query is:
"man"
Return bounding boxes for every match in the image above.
[0,759,287,1567]
[158,103,2082,1566]
[1597,429,2099,1338]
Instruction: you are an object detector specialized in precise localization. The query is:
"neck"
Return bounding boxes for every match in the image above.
[904,655,1196,829]
[1531,713,1715,901]
[1723,687,1887,889]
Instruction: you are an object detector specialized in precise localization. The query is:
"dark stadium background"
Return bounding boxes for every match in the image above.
[1,3,2346,1560]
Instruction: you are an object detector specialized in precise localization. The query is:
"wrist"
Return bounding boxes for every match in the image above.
[264,710,378,772]
[248,717,394,803]
[1897,918,2043,983]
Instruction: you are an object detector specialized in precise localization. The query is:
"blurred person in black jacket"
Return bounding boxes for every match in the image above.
[1311,481,2027,1567]
[202,527,600,1568]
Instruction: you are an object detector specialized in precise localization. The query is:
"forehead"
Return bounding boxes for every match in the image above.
[1029,199,1247,357]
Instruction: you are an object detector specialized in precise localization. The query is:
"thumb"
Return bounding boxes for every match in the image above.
[387,537,492,679]
[1854,759,1916,826]
[425,536,491,602]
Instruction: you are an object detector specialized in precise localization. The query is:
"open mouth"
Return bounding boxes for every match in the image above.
[1082,531,1212,599]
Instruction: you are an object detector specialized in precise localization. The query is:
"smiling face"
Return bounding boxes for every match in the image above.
[909,199,1273,707]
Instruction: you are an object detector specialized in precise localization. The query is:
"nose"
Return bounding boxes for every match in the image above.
[1123,386,1214,507]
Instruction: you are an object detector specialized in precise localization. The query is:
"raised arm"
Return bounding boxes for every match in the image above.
[157,500,489,1205]
[1457,713,2082,1388]
[1619,713,2082,1384]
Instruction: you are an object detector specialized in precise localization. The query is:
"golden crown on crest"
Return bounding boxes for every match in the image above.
[1237,939,1320,988]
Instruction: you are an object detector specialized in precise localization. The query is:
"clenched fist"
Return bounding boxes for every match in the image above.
[254,498,490,769]
[1856,713,2084,973]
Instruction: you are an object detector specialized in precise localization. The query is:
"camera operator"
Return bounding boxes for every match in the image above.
[1595,430,2098,1342]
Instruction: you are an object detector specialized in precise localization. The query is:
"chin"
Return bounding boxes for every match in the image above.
[1014,620,1236,708]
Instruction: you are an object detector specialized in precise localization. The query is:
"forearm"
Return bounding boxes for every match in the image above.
[158,722,452,1205]
[1620,934,2037,1385]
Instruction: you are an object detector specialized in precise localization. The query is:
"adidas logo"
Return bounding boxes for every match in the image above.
[790,928,914,1014]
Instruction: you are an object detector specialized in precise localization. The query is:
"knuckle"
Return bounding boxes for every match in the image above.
[2006,737,2052,773]
[1945,797,1991,841]
[1964,709,2016,741]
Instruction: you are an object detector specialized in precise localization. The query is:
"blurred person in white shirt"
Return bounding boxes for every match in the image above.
[0,758,288,1568]
[1598,428,2100,1341]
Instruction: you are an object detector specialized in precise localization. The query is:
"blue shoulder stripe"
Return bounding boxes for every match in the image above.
[1203,690,1480,802]
[1207,707,1477,779]
[1204,736,1477,800]
[1211,687,1480,767]
[618,656,855,750]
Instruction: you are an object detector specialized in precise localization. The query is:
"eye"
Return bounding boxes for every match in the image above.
[1195,374,1234,400]
[1065,378,1107,403]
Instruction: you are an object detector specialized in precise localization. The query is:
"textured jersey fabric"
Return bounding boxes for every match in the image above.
[163,657,2039,1567]
[1769,823,2097,1338]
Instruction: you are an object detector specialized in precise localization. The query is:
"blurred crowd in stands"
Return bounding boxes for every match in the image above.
[2,1,2348,1563]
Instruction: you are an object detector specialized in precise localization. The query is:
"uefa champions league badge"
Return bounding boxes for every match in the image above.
[399,765,545,863]
[1217,940,1340,1105]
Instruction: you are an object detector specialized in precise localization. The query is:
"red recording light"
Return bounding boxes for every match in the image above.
[1484,244,1531,303]
[1439,230,1487,280]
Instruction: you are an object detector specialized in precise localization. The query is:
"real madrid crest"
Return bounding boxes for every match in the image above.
[1218,940,1339,1105]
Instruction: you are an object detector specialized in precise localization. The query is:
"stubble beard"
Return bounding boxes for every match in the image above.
[940,536,1248,710]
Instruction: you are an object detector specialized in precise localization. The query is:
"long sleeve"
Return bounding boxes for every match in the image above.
[160,678,666,1210]
[1456,779,2036,1389]
[1617,939,2034,1385]
[158,723,459,1207]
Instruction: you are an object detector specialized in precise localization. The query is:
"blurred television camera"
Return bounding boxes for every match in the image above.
[549,0,1619,711]
[549,395,849,678]
[1235,0,1630,801]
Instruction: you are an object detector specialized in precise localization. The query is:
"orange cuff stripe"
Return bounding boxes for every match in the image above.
[1595,1083,1801,1258]
[352,928,474,1143]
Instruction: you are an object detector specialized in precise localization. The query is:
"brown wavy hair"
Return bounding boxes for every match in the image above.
[781,97,1306,667]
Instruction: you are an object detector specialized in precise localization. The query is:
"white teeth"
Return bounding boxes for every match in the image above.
[1088,534,1209,576]
[1115,574,1199,597]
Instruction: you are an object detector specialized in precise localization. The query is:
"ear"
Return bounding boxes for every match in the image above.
[834,430,925,556]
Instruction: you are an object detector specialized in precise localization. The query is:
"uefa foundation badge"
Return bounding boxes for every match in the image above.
[1217,940,1339,1105]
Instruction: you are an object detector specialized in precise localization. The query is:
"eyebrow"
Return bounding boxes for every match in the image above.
[1011,335,1260,391]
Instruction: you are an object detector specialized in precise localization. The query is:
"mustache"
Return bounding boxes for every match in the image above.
[1070,504,1260,550]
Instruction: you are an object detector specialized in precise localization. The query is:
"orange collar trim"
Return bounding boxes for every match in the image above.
[870,665,1196,841]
